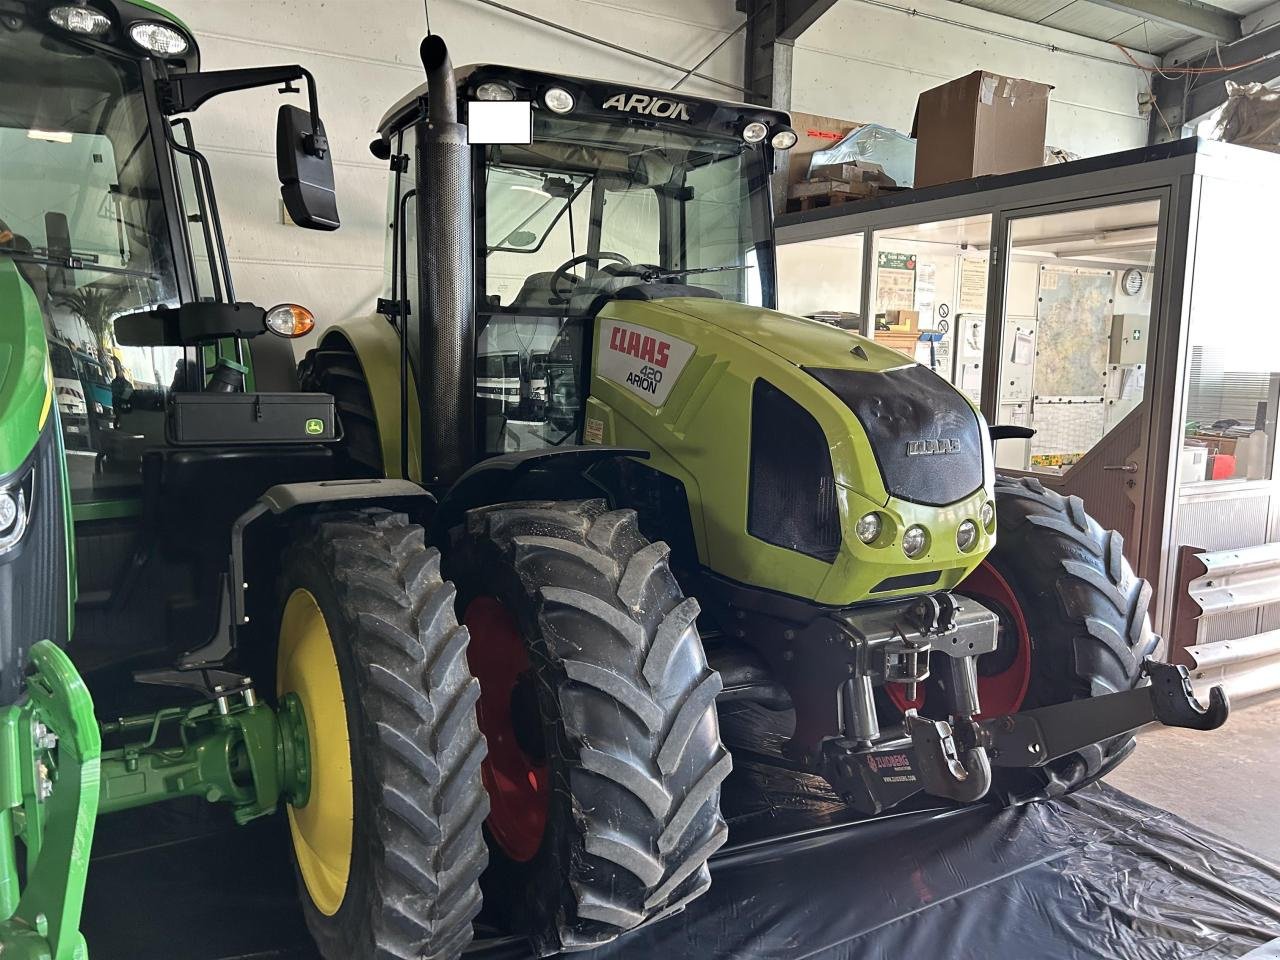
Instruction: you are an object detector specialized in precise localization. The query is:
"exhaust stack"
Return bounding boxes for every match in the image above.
[416,35,475,486]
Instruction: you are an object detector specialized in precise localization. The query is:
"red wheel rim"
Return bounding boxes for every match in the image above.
[463,596,548,862]
[885,562,1033,718]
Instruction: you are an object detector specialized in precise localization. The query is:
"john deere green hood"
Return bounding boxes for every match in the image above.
[0,258,52,477]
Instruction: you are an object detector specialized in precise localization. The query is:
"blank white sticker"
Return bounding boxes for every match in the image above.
[468,101,532,145]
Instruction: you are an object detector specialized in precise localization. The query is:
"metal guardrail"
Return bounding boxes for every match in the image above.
[1187,543,1280,616]
[1186,631,1280,703]
[1171,543,1280,703]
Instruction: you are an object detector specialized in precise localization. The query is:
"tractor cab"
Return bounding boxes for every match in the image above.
[374,67,795,455]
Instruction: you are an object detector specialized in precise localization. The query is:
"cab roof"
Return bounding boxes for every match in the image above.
[376,63,790,139]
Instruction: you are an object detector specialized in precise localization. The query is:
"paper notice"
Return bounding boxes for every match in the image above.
[959,259,988,313]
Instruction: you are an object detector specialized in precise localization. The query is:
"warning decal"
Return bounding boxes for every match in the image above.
[596,319,695,407]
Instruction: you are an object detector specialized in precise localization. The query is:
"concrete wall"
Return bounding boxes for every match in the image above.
[161,0,746,331]
[791,0,1156,160]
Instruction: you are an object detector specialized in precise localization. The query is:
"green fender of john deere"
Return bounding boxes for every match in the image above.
[315,318,422,481]
[0,259,52,478]
[585,298,995,607]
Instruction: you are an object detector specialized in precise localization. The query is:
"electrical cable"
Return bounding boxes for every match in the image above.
[672,20,749,91]
[423,0,432,35]
[1115,40,1274,74]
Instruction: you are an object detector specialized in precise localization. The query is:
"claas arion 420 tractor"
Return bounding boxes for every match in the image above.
[0,10,1226,960]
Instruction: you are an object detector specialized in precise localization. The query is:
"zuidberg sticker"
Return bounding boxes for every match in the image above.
[597,319,695,407]
[584,417,605,444]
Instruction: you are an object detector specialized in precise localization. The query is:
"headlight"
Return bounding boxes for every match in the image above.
[741,121,769,144]
[957,519,978,552]
[771,128,798,150]
[981,500,996,532]
[475,82,516,101]
[129,21,191,57]
[94,401,104,414]
[0,481,30,555]
[543,87,575,114]
[855,512,882,545]
[49,5,111,36]
[902,525,928,559]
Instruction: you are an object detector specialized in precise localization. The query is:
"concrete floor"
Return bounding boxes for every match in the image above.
[1105,697,1280,864]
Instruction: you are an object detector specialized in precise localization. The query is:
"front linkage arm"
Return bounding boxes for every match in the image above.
[843,660,1228,814]
[968,660,1229,769]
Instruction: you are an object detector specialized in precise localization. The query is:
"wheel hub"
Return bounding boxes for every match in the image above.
[463,596,549,863]
[277,588,353,917]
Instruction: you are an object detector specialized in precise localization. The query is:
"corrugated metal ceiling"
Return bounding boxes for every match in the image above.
[949,0,1274,55]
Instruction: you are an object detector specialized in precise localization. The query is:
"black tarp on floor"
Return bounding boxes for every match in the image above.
[83,722,1280,959]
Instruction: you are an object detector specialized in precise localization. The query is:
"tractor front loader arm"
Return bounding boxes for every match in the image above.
[0,641,101,960]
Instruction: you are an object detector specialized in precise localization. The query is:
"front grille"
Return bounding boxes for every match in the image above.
[0,417,70,706]
[748,379,841,562]
[807,364,983,507]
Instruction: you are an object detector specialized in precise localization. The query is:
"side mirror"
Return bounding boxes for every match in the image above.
[115,302,267,347]
[276,105,340,231]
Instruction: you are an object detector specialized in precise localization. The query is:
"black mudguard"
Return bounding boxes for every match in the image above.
[429,445,647,544]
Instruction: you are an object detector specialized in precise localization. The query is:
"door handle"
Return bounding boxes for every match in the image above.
[1103,463,1138,473]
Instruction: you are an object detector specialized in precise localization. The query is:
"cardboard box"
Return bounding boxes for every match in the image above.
[807,160,890,184]
[911,71,1051,188]
[786,111,862,191]
[787,178,880,200]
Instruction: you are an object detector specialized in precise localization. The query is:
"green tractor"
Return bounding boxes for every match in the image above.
[0,7,1227,960]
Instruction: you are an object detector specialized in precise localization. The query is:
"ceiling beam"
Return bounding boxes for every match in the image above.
[1149,20,1280,140]
[1089,0,1242,45]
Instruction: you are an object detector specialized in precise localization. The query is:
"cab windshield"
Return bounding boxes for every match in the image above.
[0,19,185,498]
[481,113,774,312]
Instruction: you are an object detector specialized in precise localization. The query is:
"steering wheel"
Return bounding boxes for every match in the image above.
[549,252,632,302]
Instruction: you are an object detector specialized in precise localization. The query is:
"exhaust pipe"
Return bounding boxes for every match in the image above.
[416,35,475,486]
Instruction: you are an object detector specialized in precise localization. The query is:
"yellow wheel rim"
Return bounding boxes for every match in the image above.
[278,588,353,916]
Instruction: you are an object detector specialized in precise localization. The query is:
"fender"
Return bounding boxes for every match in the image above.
[180,478,435,670]
[430,446,647,544]
[318,318,421,480]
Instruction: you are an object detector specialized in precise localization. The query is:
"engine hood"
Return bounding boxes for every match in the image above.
[649,297,912,373]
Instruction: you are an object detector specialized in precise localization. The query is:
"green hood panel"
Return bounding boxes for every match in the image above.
[651,298,912,372]
[0,259,51,476]
[588,296,994,606]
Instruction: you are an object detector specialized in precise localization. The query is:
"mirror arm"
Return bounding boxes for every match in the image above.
[159,65,328,158]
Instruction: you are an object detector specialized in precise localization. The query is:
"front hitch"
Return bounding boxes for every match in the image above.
[975,660,1228,769]
[824,660,1228,814]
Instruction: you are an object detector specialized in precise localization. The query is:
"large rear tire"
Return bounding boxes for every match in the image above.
[979,476,1162,802]
[298,341,383,474]
[447,499,729,955]
[277,510,488,960]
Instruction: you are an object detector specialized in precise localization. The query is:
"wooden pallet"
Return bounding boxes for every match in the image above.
[785,185,905,214]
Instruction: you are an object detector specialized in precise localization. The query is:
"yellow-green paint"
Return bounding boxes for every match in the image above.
[316,320,421,481]
[587,298,995,607]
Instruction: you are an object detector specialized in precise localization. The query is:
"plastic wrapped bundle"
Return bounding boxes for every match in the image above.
[808,123,917,187]
[1208,81,1280,153]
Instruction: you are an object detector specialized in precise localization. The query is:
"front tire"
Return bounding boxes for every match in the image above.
[978,476,1162,802]
[277,510,488,960]
[447,499,729,955]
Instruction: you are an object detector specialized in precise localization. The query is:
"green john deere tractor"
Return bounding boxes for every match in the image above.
[0,10,1228,960]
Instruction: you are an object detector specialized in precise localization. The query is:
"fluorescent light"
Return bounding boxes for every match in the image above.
[28,130,73,143]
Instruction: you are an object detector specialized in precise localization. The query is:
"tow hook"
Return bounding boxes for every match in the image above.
[905,712,992,803]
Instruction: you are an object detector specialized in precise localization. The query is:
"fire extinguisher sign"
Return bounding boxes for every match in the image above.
[596,318,695,407]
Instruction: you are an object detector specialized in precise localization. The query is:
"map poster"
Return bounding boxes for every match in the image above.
[876,251,916,312]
